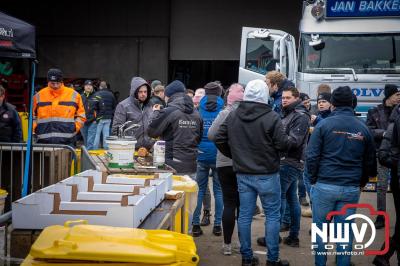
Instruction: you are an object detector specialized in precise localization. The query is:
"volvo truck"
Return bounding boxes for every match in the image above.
[239,0,400,115]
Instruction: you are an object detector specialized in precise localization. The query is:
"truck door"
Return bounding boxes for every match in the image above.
[239,27,296,86]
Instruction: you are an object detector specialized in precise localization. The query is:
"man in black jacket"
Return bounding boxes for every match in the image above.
[214,79,290,266]
[80,80,96,149]
[92,80,117,149]
[366,84,400,229]
[147,80,203,175]
[278,87,310,247]
[0,85,22,143]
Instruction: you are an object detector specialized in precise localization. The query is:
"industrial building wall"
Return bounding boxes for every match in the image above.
[2,0,170,98]
[170,0,302,60]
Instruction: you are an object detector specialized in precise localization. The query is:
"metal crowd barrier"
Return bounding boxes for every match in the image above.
[80,145,101,172]
[0,142,78,212]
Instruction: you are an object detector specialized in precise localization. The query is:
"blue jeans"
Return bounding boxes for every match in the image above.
[81,122,97,150]
[303,164,312,201]
[280,165,301,238]
[93,119,111,149]
[192,162,223,226]
[311,182,361,266]
[237,173,281,262]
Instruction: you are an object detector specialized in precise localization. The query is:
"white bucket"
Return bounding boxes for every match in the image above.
[106,138,137,168]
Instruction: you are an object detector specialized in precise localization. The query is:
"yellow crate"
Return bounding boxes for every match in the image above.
[27,221,199,265]
[172,176,198,234]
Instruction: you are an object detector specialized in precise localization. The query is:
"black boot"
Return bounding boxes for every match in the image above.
[242,256,259,266]
[266,259,290,266]
[192,225,203,237]
[200,210,211,226]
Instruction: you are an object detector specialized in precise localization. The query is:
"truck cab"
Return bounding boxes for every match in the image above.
[239,27,297,86]
[239,1,400,116]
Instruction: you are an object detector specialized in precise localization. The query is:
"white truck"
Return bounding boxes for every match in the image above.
[239,0,400,115]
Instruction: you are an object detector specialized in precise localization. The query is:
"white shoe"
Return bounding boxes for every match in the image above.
[223,243,232,255]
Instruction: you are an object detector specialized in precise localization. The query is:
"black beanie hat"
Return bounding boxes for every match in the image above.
[317,92,332,103]
[384,84,400,100]
[331,86,353,107]
[299,92,310,101]
[47,68,63,82]
[204,82,222,96]
[165,80,186,97]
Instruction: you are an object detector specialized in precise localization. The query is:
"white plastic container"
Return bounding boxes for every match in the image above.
[153,140,165,168]
[106,137,137,168]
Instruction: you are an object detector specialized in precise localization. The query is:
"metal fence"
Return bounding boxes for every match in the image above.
[80,145,101,172]
[0,143,78,212]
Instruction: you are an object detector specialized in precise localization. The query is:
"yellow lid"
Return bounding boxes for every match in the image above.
[88,150,106,156]
[172,176,198,193]
[29,221,199,265]
[0,189,8,196]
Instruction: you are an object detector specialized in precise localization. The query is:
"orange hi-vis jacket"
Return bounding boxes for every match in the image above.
[33,85,86,144]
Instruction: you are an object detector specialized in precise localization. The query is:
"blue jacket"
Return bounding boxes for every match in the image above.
[197,95,224,163]
[312,109,331,126]
[305,107,376,187]
[271,79,295,115]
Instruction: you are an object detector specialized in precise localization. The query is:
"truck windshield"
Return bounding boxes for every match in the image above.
[245,38,277,75]
[299,34,400,74]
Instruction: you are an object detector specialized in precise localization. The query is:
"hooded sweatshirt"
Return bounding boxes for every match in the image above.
[214,80,289,174]
[197,95,224,163]
[148,92,203,174]
[111,77,154,149]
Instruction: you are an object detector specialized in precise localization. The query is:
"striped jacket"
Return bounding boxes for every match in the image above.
[33,85,86,145]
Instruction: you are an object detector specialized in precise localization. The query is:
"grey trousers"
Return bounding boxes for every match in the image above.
[377,162,389,212]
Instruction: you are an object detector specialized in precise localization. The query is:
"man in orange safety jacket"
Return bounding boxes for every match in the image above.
[33,68,86,146]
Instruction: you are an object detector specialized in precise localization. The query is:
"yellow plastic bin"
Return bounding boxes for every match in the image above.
[0,189,8,214]
[24,220,199,266]
[18,112,28,142]
[172,175,198,234]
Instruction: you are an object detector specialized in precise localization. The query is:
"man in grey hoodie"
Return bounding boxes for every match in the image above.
[111,77,154,149]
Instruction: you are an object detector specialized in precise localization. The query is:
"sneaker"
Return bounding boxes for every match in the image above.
[256,236,282,247]
[192,225,203,237]
[223,243,232,255]
[299,197,309,206]
[266,259,290,266]
[301,207,312,218]
[374,216,385,229]
[213,225,222,236]
[200,210,211,226]
[280,223,290,232]
[283,236,299,247]
[242,256,259,266]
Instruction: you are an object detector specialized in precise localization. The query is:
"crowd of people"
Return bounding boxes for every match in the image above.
[0,67,399,266]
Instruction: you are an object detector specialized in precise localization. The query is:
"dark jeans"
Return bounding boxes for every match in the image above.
[280,165,301,238]
[298,169,307,199]
[218,166,240,245]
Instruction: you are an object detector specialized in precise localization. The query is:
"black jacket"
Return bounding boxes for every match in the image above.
[0,102,22,142]
[81,91,96,124]
[214,101,288,175]
[366,102,393,148]
[147,92,203,174]
[378,104,400,168]
[92,89,117,120]
[280,101,311,170]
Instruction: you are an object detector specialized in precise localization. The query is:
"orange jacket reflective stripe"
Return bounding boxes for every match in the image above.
[33,85,86,142]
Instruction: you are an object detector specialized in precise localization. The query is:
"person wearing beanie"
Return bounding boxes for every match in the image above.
[148,80,202,176]
[367,83,400,229]
[208,83,244,255]
[32,68,86,146]
[311,92,332,126]
[149,85,166,108]
[214,79,291,265]
[192,81,225,238]
[150,80,162,91]
[111,76,154,150]
[306,86,376,266]
[80,80,97,150]
[299,92,311,111]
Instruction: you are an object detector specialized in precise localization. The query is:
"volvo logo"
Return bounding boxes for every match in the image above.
[352,88,384,97]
